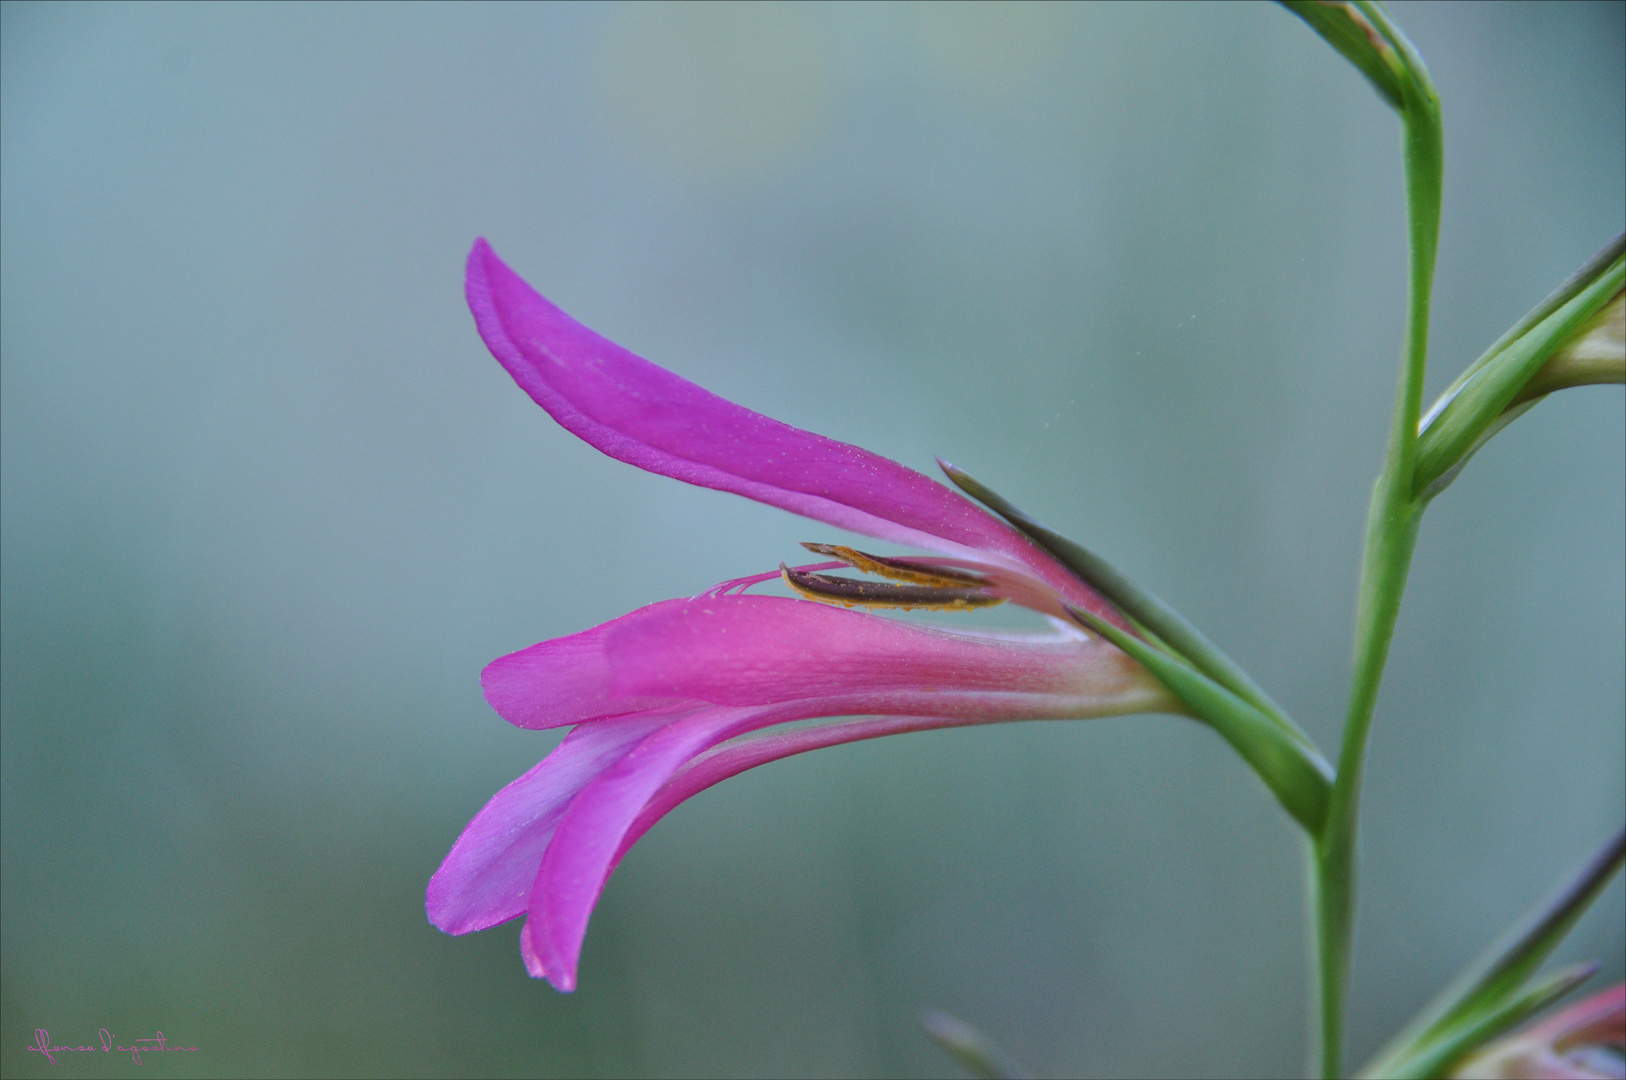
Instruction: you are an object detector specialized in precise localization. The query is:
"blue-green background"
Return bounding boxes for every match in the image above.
[3,2,1621,1077]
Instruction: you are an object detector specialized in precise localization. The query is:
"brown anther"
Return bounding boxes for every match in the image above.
[781,563,1003,612]
[799,543,987,588]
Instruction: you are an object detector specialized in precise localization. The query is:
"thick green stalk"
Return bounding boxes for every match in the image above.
[1312,6,1443,1076]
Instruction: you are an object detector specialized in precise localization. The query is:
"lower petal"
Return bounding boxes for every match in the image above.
[517,678,1174,990]
[426,711,673,934]
[523,705,784,990]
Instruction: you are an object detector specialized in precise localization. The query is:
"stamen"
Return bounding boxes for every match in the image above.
[781,563,1004,611]
[799,543,986,588]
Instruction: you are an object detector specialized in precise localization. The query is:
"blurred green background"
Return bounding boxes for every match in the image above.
[2,2,1621,1077]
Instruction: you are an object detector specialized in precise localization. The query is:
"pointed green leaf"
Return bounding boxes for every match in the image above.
[921,1009,1032,1080]
[1064,603,1332,835]
[938,460,1316,754]
[1417,233,1625,501]
[1279,1,1404,110]
[1422,233,1624,429]
[1360,828,1626,1079]
[1416,255,1625,499]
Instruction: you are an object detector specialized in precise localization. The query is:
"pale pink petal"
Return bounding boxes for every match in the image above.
[425,712,674,934]
[605,594,1149,707]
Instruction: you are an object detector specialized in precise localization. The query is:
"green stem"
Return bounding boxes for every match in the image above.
[1312,7,1443,1077]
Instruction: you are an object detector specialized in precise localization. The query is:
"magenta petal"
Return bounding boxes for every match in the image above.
[466,238,1059,574]
[426,712,672,934]
[481,601,693,729]
[605,595,1139,705]
[524,706,775,991]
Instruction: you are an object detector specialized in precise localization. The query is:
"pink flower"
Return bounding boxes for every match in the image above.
[427,239,1177,990]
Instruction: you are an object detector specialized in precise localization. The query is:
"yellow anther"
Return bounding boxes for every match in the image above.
[799,543,985,588]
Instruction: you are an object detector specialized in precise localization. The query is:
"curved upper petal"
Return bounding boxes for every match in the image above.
[466,238,1088,593]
